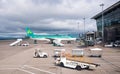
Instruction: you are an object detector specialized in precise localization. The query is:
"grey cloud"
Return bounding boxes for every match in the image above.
[0,0,119,34]
[31,0,62,5]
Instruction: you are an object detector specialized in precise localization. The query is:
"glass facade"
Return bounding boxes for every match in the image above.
[93,3,120,42]
[96,7,120,32]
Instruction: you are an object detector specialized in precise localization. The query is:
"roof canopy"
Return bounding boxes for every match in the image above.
[92,1,120,19]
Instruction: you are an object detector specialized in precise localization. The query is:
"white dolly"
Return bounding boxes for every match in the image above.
[89,48,102,57]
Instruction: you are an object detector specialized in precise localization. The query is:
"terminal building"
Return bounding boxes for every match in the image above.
[92,1,120,43]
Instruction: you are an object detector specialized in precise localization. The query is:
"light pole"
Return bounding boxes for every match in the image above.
[100,3,104,45]
[77,21,80,38]
[83,17,85,39]
[83,17,86,46]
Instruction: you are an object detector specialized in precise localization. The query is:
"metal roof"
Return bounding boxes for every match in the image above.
[92,1,120,19]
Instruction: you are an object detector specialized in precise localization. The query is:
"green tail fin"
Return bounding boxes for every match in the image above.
[26,27,34,36]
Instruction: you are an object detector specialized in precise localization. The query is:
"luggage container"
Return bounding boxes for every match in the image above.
[89,48,102,57]
[72,49,84,57]
[54,49,65,57]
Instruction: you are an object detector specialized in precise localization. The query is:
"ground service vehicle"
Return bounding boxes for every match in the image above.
[34,48,48,58]
[55,53,100,70]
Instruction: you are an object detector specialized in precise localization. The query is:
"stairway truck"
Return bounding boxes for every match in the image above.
[55,57,100,70]
[9,39,22,46]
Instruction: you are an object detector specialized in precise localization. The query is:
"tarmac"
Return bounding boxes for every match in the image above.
[0,39,120,74]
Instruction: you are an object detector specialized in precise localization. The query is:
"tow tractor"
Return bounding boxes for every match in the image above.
[55,52,100,70]
[34,48,48,58]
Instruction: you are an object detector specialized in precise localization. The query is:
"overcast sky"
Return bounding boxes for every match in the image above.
[0,0,119,34]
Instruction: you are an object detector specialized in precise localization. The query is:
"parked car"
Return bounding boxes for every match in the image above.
[86,40,95,46]
[104,42,114,48]
[21,41,29,46]
[114,40,120,47]
[96,38,102,44]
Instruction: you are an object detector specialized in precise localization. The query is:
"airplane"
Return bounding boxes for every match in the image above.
[25,27,76,43]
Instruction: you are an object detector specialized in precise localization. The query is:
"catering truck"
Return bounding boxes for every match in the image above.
[55,53,100,70]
